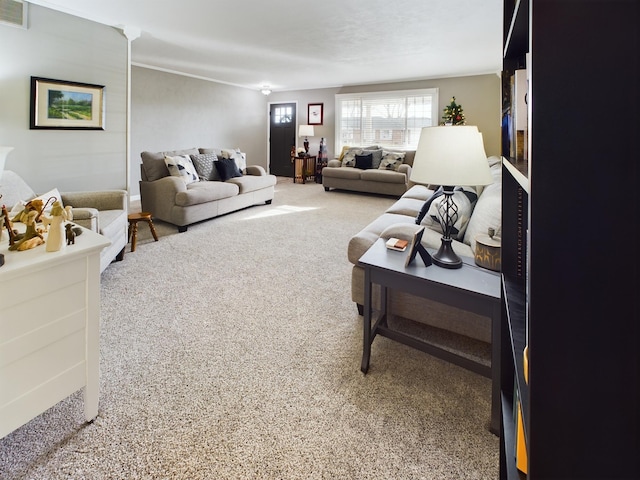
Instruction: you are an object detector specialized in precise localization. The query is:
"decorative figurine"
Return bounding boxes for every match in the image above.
[65,223,76,245]
[9,210,44,251]
[45,201,69,252]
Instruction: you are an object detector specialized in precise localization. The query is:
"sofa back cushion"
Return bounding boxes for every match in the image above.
[141,148,199,182]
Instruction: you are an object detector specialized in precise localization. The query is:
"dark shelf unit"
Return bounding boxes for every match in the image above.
[499,1,639,479]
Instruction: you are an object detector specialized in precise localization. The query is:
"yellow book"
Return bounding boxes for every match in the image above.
[516,402,528,474]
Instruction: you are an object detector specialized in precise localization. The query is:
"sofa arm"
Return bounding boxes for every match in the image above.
[327,159,342,168]
[397,163,412,179]
[246,165,267,176]
[69,207,99,232]
[61,190,127,211]
[139,176,186,220]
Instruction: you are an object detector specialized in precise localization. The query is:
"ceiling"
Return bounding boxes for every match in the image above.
[28,0,503,92]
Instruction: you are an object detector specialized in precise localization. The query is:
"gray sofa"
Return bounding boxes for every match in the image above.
[139,148,277,232]
[1,170,128,273]
[347,155,503,343]
[322,147,415,197]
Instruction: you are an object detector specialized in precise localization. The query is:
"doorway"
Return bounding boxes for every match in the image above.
[269,103,296,177]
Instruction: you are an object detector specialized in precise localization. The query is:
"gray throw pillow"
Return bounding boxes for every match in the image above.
[190,153,220,181]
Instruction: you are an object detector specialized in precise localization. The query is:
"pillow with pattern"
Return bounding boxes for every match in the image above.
[341,148,363,167]
[420,186,478,240]
[164,155,199,184]
[190,153,220,181]
[378,151,406,171]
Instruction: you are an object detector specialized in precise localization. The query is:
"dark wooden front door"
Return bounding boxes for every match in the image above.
[269,103,296,177]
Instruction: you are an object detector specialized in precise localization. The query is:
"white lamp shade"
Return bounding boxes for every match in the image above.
[410,126,493,187]
[298,125,314,137]
[0,146,13,174]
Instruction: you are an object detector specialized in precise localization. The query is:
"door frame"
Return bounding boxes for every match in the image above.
[266,100,300,173]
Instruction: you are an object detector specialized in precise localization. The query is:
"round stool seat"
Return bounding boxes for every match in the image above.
[127,211,158,252]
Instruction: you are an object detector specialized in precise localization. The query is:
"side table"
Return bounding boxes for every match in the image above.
[358,238,501,434]
[293,155,316,184]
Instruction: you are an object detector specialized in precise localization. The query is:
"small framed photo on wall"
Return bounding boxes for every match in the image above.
[308,103,323,125]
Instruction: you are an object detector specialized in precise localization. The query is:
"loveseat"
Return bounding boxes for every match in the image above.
[347,155,502,343]
[322,147,415,197]
[1,170,128,273]
[139,148,277,232]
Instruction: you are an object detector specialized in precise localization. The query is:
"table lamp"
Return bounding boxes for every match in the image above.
[298,125,314,155]
[410,126,493,268]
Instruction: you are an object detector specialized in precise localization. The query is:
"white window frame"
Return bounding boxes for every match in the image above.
[334,88,439,152]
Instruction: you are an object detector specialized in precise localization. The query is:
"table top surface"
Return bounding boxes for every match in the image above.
[359,238,500,300]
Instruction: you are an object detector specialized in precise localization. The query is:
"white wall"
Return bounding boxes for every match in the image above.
[130,66,269,198]
[0,4,128,193]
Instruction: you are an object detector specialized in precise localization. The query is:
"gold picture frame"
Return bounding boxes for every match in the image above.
[30,76,105,130]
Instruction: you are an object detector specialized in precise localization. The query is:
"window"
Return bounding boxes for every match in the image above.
[335,89,438,151]
[274,106,293,124]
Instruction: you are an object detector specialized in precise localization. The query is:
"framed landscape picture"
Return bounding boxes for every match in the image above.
[30,77,105,130]
[308,103,323,125]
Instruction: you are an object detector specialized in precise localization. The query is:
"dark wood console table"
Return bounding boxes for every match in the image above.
[358,238,501,434]
[292,155,316,184]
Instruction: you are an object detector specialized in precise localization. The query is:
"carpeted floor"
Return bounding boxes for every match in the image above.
[0,178,499,479]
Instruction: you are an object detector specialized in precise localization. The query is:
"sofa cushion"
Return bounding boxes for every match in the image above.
[354,153,373,170]
[420,186,478,240]
[402,185,434,201]
[141,148,199,182]
[175,181,240,207]
[322,166,362,180]
[360,169,407,184]
[227,174,277,194]
[379,151,405,171]
[348,213,415,264]
[386,197,426,217]
[215,158,243,181]
[165,155,199,184]
[190,153,220,181]
[463,179,502,252]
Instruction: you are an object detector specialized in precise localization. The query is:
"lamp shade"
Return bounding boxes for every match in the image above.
[410,126,493,187]
[0,146,13,174]
[298,125,314,137]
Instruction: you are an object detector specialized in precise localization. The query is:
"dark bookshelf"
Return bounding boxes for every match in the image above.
[499,1,639,478]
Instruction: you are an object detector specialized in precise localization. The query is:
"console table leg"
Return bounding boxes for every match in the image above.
[361,269,372,373]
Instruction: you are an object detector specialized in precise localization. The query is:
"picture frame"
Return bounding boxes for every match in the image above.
[405,227,432,267]
[30,76,105,130]
[308,103,323,125]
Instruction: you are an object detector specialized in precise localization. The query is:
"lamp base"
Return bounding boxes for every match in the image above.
[432,237,462,269]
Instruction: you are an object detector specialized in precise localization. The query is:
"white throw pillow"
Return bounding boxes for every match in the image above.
[10,187,63,217]
[164,154,199,184]
[421,186,478,240]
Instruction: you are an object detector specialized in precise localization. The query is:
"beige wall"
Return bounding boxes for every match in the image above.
[268,74,501,161]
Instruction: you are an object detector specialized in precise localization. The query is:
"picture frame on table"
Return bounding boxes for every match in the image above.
[308,103,323,125]
[30,76,105,130]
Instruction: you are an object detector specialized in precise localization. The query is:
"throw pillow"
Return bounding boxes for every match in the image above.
[221,148,247,172]
[355,153,373,170]
[415,187,444,224]
[10,187,63,219]
[362,149,384,169]
[190,153,220,181]
[215,158,243,181]
[341,148,362,167]
[421,186,478,240]
[164,154,199,184]
[379,151,405,171]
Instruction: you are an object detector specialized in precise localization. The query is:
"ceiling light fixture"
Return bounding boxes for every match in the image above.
[260,86,272,96]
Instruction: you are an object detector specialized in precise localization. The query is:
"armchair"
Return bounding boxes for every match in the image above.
[1,170,128,272]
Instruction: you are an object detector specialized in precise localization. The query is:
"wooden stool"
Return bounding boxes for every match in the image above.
[128,212,158,252]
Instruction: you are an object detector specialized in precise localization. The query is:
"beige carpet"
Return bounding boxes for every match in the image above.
[0,178,498,479]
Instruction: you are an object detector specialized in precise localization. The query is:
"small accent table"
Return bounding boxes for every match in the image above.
[359,238,501,434]
[128,212,159,252]
[293,155,317,184]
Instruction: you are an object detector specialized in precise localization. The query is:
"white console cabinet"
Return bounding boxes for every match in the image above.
[0,226,110,438]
